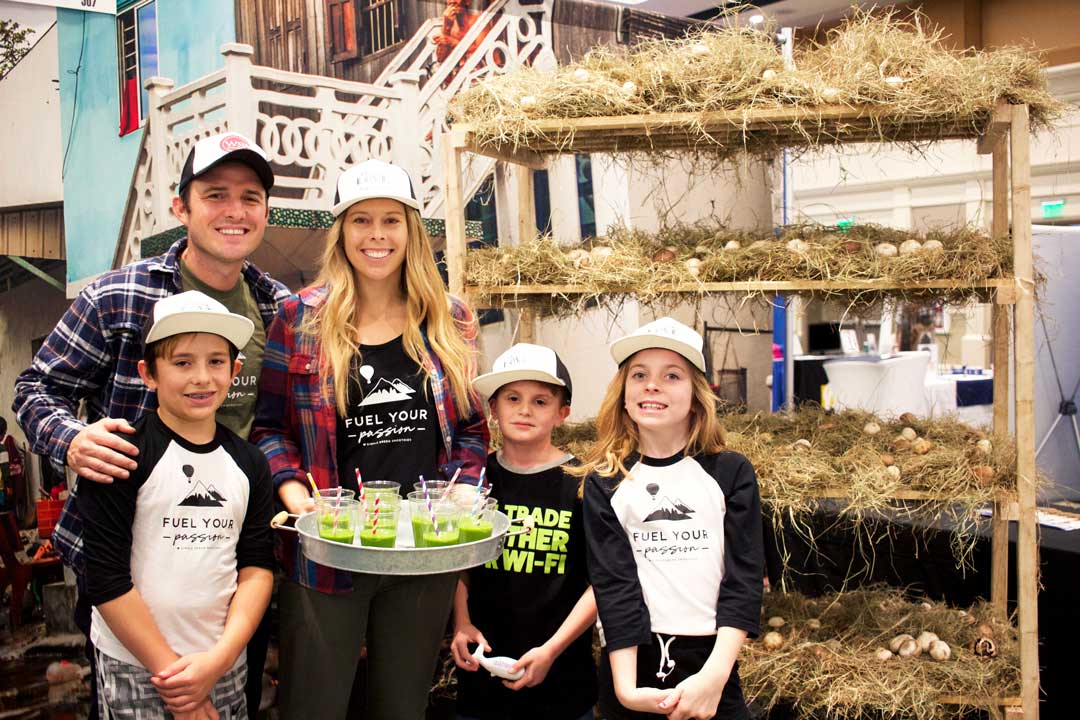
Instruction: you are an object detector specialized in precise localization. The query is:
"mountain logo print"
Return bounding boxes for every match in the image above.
[358,376,416,406]
[177,464,226,507]
[642,482,693,522]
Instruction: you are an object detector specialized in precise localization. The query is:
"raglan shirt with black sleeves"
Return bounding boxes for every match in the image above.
[80,412,275,669]
[584,450,764,652]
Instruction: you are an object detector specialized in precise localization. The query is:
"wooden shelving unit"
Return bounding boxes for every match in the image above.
[441,98,1039,718]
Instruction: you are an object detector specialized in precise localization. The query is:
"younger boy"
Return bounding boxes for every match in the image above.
[451,343,597,720]
[78,291,274,719]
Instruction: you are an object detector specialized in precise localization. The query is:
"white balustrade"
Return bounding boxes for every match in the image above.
[116,0,554,267]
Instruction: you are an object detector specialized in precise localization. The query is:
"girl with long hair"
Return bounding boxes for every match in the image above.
[251,160,488,718]
[576,317,763,720]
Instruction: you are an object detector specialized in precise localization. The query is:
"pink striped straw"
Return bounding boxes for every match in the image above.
[421,474,439,536]
[355,468,365,508]
[373,495,380,530]
[437,467,463,509]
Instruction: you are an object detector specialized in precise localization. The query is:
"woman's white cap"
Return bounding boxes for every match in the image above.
[473,343,573,401]
[331,159,420,216]
[142,291,255,352]
[609,317,706,372]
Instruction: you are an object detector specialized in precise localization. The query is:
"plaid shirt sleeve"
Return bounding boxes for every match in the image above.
[13,286,115,474]
[250,298,309,490]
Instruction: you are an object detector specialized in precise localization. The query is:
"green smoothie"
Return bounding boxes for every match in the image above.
[458,517,493,543]
[318,515,355,544]
[412,515,434,547]
[422,528,460,547]
[359,526,396,548]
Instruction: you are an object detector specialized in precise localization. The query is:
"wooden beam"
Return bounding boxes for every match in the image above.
[1009,103,1040,720]
[977,101,1013,155]
[6,256,64,293]
[442,141,467,298]
[462,137,547,170]
[990,132,1012,619]
[467,278,1013,296]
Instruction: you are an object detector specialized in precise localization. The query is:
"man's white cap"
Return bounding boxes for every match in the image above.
[331,159,420,216]
[142,291,255,352]
[473,343,573,401]
[178,133,274,194]
[609,317,706,372]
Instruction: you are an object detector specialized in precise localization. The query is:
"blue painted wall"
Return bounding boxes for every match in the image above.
[57,1,236,287]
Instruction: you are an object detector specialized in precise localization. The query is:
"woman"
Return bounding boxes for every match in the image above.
[251,159,489,719]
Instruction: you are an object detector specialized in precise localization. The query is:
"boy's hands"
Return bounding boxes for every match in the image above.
[658,668,728,720]
[503,644,555,690]
[171,698,220,720]
[450,623,490,671]
[151,649,230,713]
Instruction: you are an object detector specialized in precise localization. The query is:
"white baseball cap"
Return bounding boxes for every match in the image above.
[178,133,274,194]
[331,159,420,216]
[473,343,573,401]
[609,317,706,373]
[142,291,255,352]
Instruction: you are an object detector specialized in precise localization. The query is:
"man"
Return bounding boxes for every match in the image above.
[13,132,289,716]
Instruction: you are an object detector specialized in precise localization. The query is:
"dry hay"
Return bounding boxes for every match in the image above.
[552,407,1019,566]
[466,221,1013,313]
[449,6,1064,157]
[742,586,1020,720]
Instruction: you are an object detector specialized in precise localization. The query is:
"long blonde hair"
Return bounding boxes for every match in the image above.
[303,206,478,417]
[569,354,726,483]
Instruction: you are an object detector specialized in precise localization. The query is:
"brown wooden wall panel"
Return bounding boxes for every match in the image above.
[0,206,65,260]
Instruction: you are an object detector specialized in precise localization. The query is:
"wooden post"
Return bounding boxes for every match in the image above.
[990,133,1011,618]
[515,163,535,245]
[443,139,467,298]
[1010,104,1040,720]
[221,43,257,140]
[144,77,175,234]
[515,164,536,341]
[517,308,536,343]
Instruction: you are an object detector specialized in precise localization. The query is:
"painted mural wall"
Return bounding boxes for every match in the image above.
[57,0,236,291]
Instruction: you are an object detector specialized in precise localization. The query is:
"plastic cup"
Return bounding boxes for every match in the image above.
[459,498,498,543]
[447,484,492,511]
[364,481,401,500]
[413,480,450,497]
[359,507,398,548]
[411,502,461,547]
[317,497,359,544]
[313,487,354,512]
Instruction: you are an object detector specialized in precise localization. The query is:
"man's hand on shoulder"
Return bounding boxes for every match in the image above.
[66,418,139,484]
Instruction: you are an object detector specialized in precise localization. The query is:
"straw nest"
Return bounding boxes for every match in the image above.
[742,586,1020,719]
[449,7,1064,157]
[554,407,1020,566]
[466,222,1013,313]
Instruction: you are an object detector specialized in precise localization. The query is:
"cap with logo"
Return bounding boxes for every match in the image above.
[142,291,255,353]
[178,133,275,195]
[609,317,706,373]
[332,159,419,216]
[473,343,573,402]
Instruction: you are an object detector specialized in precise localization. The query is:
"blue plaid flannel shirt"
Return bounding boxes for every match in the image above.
[12,238,289,574]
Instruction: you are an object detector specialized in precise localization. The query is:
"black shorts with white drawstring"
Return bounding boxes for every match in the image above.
[598,634,749,720]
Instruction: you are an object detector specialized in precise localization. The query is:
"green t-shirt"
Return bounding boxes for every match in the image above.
[179,260,266,439]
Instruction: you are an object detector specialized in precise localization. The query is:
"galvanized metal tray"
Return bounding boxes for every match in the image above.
[270,509,531,576]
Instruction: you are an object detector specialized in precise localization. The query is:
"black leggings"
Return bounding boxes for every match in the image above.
[598,634,748,720]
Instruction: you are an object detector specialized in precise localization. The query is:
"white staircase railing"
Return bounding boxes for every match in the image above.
[115,0,554,267]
